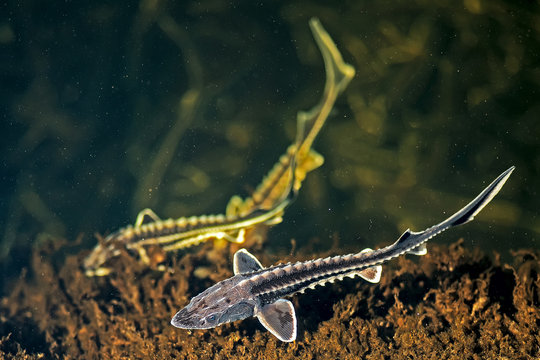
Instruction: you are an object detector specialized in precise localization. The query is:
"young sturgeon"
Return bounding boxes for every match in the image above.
[84,17,353,277]
[226,17,355,216]
[171,167,514,342]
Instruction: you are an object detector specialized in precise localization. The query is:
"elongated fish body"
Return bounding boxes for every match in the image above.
[83,193,293,277]
[85,17,354,277]
[171,167,514,342]
[226,17,355,216]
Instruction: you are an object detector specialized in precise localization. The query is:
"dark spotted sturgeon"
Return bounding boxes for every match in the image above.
[171,166,514,342]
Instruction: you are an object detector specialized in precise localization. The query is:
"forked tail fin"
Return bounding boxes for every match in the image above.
[392,166,515,257]
[228,17,355,216]
[296,18,355,159]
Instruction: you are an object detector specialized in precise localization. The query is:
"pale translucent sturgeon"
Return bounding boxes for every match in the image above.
[84,17,354,277]
[226,17,355,216]
[83,195,292,277]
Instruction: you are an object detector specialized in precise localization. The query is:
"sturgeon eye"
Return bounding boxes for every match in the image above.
[206,314,217,323]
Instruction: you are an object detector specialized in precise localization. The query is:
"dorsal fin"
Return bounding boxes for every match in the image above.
[395,229,412,245]
[233,249,264,275]
[392,229,428,256]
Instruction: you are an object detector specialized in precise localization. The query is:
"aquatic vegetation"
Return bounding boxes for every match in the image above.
[1,0,537,358]
[2,220,537,358]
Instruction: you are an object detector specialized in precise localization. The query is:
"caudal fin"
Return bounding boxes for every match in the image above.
[392,166,515,257]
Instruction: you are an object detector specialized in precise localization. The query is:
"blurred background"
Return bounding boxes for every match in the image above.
[1,0,538,290]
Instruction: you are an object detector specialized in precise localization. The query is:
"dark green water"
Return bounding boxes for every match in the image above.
[1,0,538,291]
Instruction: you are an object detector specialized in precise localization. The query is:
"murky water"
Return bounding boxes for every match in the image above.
[0,1,538,356]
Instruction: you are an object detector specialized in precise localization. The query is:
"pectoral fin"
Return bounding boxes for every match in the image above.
[294,149,324,190]
[233,249,264,275]
[257,299,297,342]
[134,208,161,226]
[226,195,244,217]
